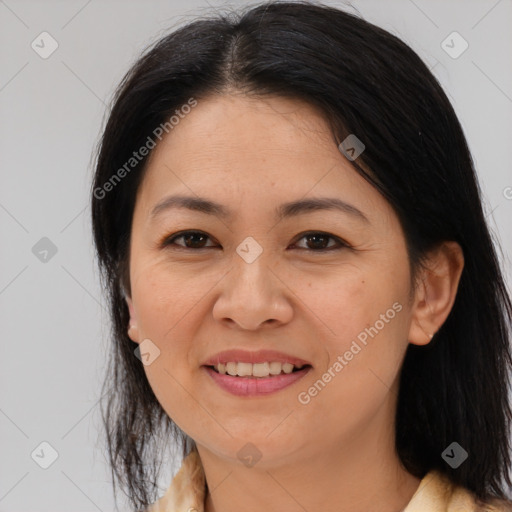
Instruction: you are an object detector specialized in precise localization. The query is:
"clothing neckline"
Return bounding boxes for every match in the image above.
[148,444,510,512]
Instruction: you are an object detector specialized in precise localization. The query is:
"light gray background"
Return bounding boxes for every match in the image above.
[1,0,511,510]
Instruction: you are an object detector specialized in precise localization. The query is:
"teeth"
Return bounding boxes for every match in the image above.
[253,362,270,377]
[282,363,294,374]
[213,361,306,377]
[269,362,282,375]
[226,362,237,376]
[237,362,252,377]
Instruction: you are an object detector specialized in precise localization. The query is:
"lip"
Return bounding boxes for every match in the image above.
[201,349,312,367]
[203,365,312,396]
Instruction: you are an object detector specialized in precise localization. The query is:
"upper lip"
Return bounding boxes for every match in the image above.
[202,349,312,367]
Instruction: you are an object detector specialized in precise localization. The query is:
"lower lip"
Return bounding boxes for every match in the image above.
[203,365,312,396]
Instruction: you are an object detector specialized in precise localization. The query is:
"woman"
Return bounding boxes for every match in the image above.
[90,2,512,511]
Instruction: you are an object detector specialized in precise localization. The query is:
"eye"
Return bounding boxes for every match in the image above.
[290,231,349,252]
[160,230,349,252]
[161,230,218,250]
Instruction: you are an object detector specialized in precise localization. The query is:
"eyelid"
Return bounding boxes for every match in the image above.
[160,230,351,251]
[290,231,350,251]
[159,230,217,249]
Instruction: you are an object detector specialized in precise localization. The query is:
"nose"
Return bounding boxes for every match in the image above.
[212,254,294,330]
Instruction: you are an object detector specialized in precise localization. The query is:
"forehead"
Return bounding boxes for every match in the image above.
[139,94,363,195]
[150,94,339,176]
[132,93,394,231]
[161,93,336,150]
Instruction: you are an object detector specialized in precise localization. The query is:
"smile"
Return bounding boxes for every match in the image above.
[203,364,312,396]
[212,361,308,377]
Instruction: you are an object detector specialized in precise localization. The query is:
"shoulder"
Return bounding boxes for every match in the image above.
[404,470,512,512]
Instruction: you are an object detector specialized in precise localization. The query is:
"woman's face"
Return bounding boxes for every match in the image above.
[126,94,421,466]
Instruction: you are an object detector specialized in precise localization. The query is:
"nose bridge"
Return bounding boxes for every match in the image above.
[231,233,272,285]
[231,242,273,300]
[212,239,293,329]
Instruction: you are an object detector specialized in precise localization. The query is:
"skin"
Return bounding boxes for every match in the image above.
[125,93,464,512]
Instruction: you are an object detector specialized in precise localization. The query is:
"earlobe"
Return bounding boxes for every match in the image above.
[408,241,464,346]
[125,295,141,344]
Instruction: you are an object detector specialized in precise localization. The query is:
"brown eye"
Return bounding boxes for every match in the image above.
[292,232,348,251]
[161,230,349,252]
[163,231,217,249]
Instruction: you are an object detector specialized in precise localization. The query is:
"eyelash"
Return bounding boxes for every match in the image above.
[160,230,350,252]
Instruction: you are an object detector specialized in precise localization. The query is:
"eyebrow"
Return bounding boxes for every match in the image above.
[150,194,370,223]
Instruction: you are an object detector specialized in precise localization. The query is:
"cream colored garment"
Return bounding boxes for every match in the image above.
[147,445,512,512]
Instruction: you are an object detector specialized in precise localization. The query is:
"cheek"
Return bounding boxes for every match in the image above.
[129,255,227,394]
[130,261,206,432]
[131,254,217,340]
[292,263,407,348]
[293,264,410,415]
[129,260,202,398]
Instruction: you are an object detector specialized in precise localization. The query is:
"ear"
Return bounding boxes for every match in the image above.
[408,241,464,346]
[125,294,141,344]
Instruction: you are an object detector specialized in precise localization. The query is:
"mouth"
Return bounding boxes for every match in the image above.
[206,361,312,378]
[202,362,313,396]
[201,349,313,396]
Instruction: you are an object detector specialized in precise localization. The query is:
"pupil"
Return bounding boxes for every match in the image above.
[307,234,328,249]
[185,233,206,248]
